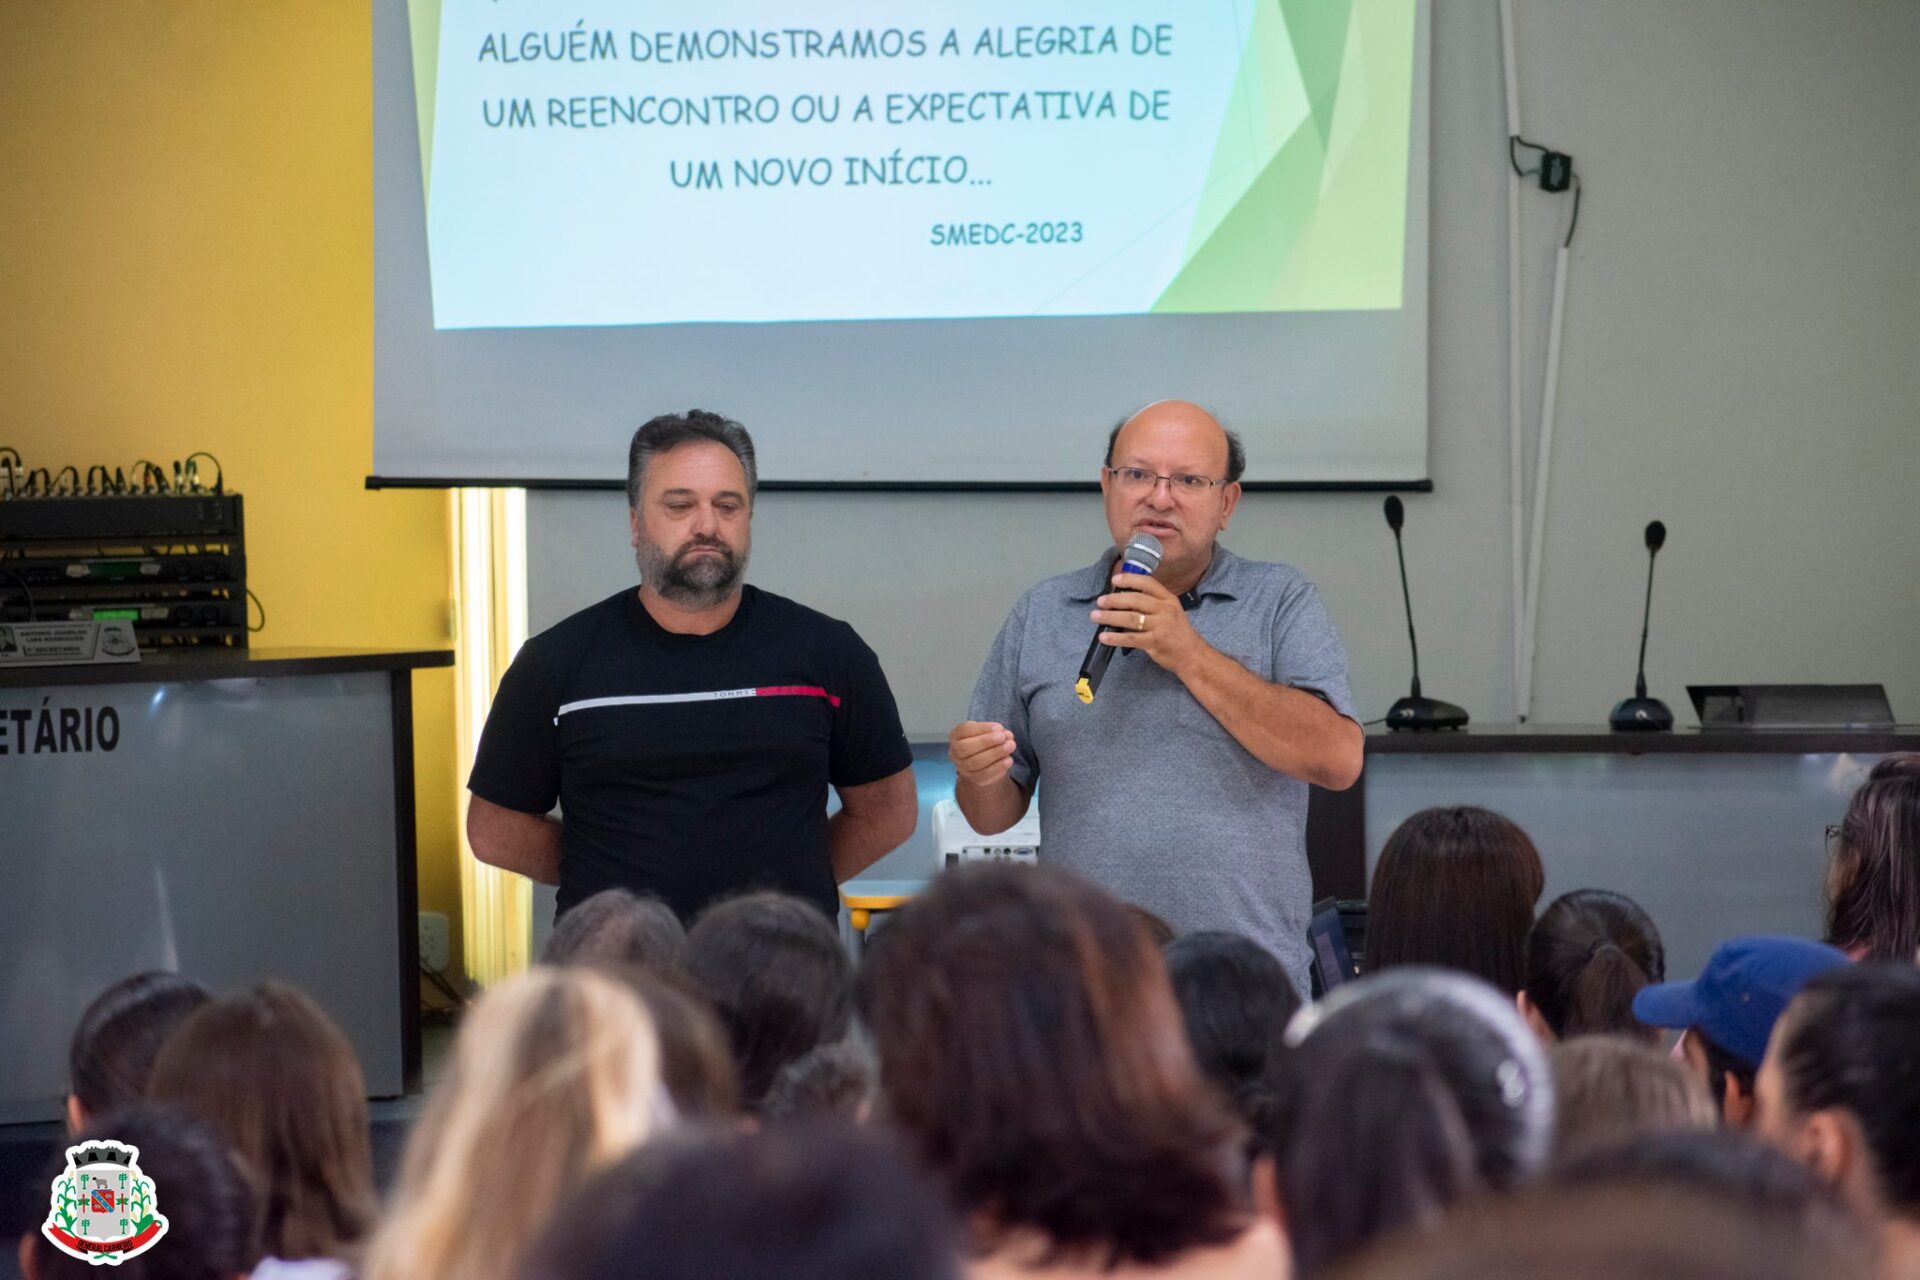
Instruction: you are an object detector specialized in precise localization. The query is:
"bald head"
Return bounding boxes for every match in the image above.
[1104,401,1245,485]
[1099,400,1246,593]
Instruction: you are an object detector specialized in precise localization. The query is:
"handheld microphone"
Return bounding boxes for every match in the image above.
[1075,532,1163,704]
[1384,496,1469,731]
[1609,520,1673,731]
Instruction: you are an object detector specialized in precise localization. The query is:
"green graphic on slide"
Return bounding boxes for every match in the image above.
[1154,0,1414,313]
[409,0,442,201]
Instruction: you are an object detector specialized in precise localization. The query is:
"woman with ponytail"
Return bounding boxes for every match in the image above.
[1520,890,1665,1042]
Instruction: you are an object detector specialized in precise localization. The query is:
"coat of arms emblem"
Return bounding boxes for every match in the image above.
[42,1140,168,1265]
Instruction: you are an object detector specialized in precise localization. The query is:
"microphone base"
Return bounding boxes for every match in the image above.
[1386,695,1470,731]
[1609,695,1674,732]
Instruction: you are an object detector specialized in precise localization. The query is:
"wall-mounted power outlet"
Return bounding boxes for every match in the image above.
[418,911,452,974]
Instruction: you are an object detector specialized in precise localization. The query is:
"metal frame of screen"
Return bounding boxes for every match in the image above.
[371,0,1432,492]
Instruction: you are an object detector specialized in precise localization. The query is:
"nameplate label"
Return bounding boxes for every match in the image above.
[0,621,142,668]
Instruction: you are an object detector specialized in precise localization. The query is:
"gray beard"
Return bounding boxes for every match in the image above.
[635,538,748,610]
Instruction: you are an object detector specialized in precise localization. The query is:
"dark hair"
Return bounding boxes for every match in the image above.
[1697,1027,1758,1117]
[1824,766,1920,962]
[1253,969,1552,1277]
[1775,963,1920,1214]
[1550,1036,1715,1161]
[1367,807,1546,994]
[683,893,852,1110]
[1105,411,1247,484]
[146,982,377,1261]
[761,1040,877,1124]
[1868,752,1920,782]
[1339,1180,1867,1280]
[1163,931,1300,1114]
[31,1103,261,1280]
[597,963,739,1119]
[67,973,210,1123]
[541,888,686,970]
[626,409,757,506]
[519,1125,959,1280]
[1552,1129,1872,1269]
[859,863,1249,1268]
[1525,890,1664,1039]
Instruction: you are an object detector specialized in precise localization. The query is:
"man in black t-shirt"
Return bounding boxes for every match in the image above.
[467,410,917,924]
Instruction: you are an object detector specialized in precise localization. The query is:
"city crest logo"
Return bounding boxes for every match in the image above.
[42,1140,168,1265]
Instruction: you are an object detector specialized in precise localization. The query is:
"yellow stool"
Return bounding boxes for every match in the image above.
[840,879,925,951]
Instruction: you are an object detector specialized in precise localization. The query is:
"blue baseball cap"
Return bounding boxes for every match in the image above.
[1632,935,1851,1067]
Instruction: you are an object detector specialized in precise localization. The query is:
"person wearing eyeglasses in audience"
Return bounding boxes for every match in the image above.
[949,400,1363,995]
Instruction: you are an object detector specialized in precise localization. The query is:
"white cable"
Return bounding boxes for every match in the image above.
[1499,0,1527,721]
[1519,245,1570,720]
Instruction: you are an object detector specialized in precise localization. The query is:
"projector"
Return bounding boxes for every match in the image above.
[932,797,1041,869]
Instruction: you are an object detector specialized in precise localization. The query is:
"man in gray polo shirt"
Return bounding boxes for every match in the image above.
[950,401,1363,991]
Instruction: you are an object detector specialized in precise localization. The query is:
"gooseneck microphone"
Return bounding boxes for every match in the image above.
[1609,520,1673,731]
[1384,496,1469,731]
[1075,532,1163,704]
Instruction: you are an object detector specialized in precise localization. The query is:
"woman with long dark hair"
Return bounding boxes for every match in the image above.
[1824,757,1920,963]
[1366,806,1546,994]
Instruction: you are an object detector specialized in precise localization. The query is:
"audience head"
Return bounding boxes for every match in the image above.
[539,888,686,970]
[760,1040,878,1124]
[1366,806,1546,994]
[1340,1178,1870,1280]
[65,972,209,1134]
[1254,968,1553,1277]
[1632,935,1849,1126]
[1163,930,1300,1115]
[1757,963,1920,1225]
[683,892,853,1111]
[24,1104,261,1280]
[1550,1036,1716,1161]
[1521,890,1663,1041]
[598,963,739,1119]
[518,1125,959,1280]
[360,967,665,1280]
[859,862,1254,1269]
[145,982,375,1263]
[1824,762,1920,963]
[1551,1129,1875,1277]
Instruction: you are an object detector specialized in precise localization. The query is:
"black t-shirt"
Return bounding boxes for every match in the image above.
[468,586,911,922]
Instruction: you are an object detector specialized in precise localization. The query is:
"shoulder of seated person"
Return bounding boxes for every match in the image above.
[967,1219,1285,1280]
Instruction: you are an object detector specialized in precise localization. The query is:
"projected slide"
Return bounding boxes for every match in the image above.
[410,0,1415,330]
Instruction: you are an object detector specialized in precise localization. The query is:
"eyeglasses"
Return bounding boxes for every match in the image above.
[1104,466,1227,495]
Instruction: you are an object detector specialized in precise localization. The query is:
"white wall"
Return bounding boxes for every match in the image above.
[529,0,1920,738]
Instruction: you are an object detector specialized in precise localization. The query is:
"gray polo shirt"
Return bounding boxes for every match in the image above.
[967,544,1358,992]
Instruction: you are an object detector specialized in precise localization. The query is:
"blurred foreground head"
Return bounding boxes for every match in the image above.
[1255,968,1553,1278]
[519,1124,958,1280]
[860,862,1262,1270]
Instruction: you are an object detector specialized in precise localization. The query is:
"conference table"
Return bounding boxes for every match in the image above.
[848,726,1920,978]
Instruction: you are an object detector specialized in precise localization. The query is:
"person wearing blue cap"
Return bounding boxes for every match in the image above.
[1631,935,1850,1127]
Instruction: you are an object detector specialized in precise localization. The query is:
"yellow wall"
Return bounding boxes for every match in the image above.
[0,4,464,979]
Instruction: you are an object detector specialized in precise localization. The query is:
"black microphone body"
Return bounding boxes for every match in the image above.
[1075,533,1164,704]
[1610,520,1673,731]
[1383,496,1468,731]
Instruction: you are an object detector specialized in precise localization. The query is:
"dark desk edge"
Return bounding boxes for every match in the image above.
[1363,723,1920,755]
[0,647,455,689]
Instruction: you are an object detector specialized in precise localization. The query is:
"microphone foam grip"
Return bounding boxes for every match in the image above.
[1122,532,1164,574]
[1384,495,1405,532]
[1645,520,1667,552]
